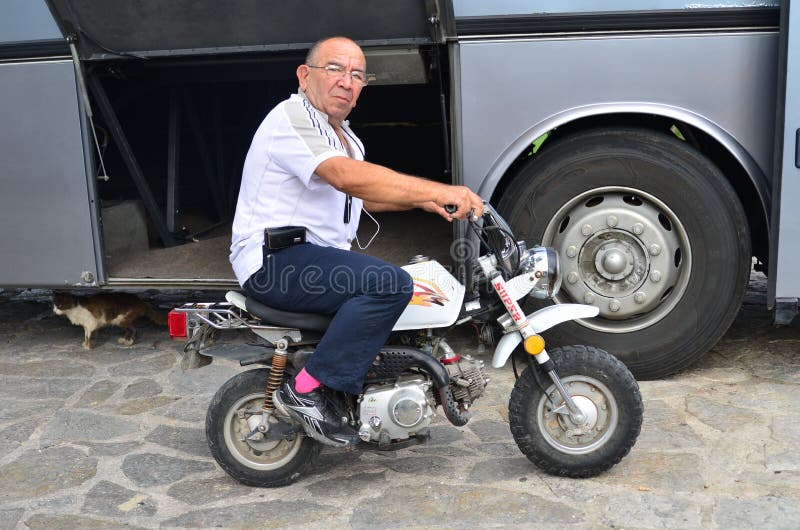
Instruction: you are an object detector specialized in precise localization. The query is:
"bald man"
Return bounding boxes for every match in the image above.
[230,36,483,446]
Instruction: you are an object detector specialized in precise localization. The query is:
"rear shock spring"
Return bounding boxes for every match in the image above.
[263,338,289,412]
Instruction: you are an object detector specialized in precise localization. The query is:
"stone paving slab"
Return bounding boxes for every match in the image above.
[0,274,799,529]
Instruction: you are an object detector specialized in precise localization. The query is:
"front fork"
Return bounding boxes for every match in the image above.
[490,273,587,425]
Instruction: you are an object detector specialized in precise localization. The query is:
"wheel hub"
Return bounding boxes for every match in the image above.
[562,395,600,435]
[539,378,618,454]
[544,188,691,332]
[223,393,304,471]
[243,413,285,452]
[582,231,648,295]
[596,247,630,278]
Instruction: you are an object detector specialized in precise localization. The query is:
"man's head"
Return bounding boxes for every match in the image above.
[297,37,367,127]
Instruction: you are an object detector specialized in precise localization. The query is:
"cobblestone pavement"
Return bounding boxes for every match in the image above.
[0,273,799,529]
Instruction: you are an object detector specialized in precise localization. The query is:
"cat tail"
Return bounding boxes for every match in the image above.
[146,305,169,326]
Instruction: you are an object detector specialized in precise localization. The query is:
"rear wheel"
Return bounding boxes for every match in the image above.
[498,127,751,378]
[206,368,320,487]
[509,345,643,477]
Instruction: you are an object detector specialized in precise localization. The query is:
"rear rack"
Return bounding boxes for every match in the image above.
[173,302,289,331]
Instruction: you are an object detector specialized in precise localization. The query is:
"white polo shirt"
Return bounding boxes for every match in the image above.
[230,90,365,286]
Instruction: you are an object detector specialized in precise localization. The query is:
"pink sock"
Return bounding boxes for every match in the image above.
[294,368,321,393]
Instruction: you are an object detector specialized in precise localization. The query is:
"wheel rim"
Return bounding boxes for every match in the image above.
[222,392,304,471]
[542,186,692,333]
[536,376,618,455]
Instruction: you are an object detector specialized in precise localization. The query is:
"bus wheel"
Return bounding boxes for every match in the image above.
[497,127,751,379]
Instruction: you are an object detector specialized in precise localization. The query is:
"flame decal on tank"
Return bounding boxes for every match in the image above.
[409,278,450,307]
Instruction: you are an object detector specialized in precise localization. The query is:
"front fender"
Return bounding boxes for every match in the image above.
[490,304,600,368]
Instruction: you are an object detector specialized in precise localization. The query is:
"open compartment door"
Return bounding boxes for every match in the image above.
[45,0,448,60]
[0,60,101,288]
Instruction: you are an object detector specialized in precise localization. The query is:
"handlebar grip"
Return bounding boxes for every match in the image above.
[444,204,457,214]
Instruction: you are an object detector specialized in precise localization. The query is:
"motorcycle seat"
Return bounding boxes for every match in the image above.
[226,291,332,332]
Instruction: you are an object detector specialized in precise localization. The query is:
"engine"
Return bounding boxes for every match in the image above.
[357,375,435,444]
[356,355,489,445]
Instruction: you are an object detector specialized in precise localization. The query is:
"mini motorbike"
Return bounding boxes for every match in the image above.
[169,203,643,487]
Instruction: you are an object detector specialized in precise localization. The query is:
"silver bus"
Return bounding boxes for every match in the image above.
[1,0,797,379]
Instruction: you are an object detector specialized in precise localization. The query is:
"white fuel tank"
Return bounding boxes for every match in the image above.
[393,259,465,330]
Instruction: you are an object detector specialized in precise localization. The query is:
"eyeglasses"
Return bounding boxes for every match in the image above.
[305,64,375,86]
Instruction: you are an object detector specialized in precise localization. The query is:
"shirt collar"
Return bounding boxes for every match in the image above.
[296,89,350,128]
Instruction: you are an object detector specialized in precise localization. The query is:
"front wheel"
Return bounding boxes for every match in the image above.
[509,345,643,478]
[206,368,320,487]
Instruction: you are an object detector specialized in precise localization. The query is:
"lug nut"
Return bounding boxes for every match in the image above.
[650,270,662,283]
[567,272,579,284]
[581,224,593,236]
[583,292,595,304]
[606,215,618,228]
[566,245,578,258]
[649,244,662,256]
[634,292,646,304]
[609,299,621,312]
[632,223,644,235]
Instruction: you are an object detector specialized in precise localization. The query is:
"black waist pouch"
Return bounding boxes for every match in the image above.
[265,226,307,250]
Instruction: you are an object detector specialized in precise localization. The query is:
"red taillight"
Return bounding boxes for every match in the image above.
[168,310,187,339]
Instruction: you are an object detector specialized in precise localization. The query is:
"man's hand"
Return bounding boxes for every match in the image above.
[432,185,484,222]
[418,200,449,219]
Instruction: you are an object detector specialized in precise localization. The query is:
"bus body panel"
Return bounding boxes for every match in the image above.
[0,60,98,287]
[773,1,800,302]
[457,32,778,204]
[452,0,779,17]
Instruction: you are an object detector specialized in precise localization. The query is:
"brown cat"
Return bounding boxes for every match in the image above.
[53,292,167,349]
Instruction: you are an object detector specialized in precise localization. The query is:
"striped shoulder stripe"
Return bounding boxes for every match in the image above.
[300,97,337,149]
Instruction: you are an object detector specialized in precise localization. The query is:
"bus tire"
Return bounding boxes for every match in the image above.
[497,127,751,379]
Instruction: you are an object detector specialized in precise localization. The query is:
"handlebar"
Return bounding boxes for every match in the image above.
[444,203,483,222]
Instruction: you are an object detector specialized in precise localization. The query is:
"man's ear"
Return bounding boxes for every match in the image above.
[296,64,309,90]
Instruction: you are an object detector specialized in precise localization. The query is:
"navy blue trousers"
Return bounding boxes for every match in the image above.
[243,243,413,395]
